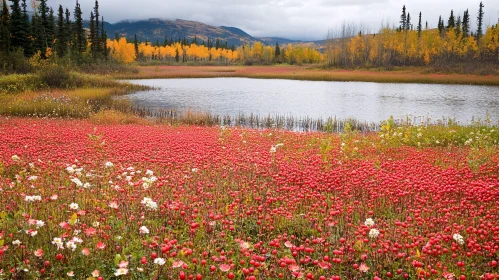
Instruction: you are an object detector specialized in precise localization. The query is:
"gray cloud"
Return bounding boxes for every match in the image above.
[52,0,499,40]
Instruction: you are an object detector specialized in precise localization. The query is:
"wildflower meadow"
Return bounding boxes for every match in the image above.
[0,117,498,279]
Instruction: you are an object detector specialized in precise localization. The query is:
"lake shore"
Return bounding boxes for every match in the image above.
[114,65,499,86]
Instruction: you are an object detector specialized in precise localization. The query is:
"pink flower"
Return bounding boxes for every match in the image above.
[289,265,300,272]
[34,249,44,258]
[284,241,293,248]
[91,270,100,277]
[84,227,97,236]
[359,263,370,273]
[59,222,70,229]
[81,248,91,256]
[172,260,185,268]
[219,264,231,272]
[96,242,106,250]
[118,261,129,268]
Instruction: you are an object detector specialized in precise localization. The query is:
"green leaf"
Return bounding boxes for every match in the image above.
[0,212,6,220]
[114,254,122,266]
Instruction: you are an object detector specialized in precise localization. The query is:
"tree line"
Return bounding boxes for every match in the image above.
[325,2,499,68]
[0,0,107,72]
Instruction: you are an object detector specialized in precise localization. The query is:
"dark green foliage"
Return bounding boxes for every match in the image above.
[20,0,32,56]
[462,10,470,37]
[400,5,407,31]
[73,1,86,55]
[417,12,422,37]
[0,0,11,55]
[476,1,484,42]
[447,10,455,30]
[275,42,280,58]
[55,5,66,57]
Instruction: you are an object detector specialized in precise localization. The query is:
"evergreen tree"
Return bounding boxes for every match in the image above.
[462,9,470,37]
[64,8,71,56]
[9,0,27,51]
[275,42,280,57]
[32,13,45,55]
[399,5,407,31]
[89,11,96,57]
[55,5,66,57]
[406,13,411,30]
[175,48,179,62]
[21,0,32,56]
[47,7,55,48]
[456,16,462,36]
[438,16,444,36]
[101,17,107,58]
[33,0,51,56]
[447,10,455,30]
[133,33,139,57]
[73,1,86,55]
[93,0,101,54]
[425,21,428,30]
[476,1,484,42]
[0,0,10,55]
[417,12,422,37]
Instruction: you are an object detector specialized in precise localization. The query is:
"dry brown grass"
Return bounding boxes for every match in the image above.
[89,109,152,125]
[114,65,499,86]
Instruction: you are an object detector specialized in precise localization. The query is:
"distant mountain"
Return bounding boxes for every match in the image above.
[95,19,259,46]
[91,18,322,47]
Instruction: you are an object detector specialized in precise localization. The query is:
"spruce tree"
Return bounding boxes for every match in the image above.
[438,16,444,36]
[417,12,422,37]
[133,34,139,57]
[73,1,86,55]
[64,8,71,55]
[55,5,66,57]
[32,13,45,55]
[37,0,48,50]
[447,10,455,30]
[406,13,411,30]
[400,5,407,31]
[93,0,100,55]
[47,7,55,48]
[9,0,26,51]
[274,42,280,57]
[21,0,32,56]
[175,48,179,62]
[476,1,484,42]
[456,16,462,37]
[89,11,96,57]
[0,0,10,55]
[101,17,107,58]
[462,10,470,37]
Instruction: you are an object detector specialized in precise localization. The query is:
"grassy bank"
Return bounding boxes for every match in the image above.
[0,66,149,118]
[115,65,499,86]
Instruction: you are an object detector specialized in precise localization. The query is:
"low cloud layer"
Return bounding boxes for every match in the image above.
[53,0,499,40]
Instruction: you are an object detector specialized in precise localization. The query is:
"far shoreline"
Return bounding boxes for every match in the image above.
[114,65,499,86]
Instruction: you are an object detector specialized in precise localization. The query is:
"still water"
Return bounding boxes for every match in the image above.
[125,78,499,123]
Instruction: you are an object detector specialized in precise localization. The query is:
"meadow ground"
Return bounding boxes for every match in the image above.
[116,65,499,86]
[0,117,498,279]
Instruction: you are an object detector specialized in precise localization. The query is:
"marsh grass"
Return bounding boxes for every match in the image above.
[115,65,499,86]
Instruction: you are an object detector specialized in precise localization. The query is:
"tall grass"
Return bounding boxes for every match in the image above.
[115,66,499,86]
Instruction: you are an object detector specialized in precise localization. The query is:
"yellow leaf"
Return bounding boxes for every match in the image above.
[0,240,4,246]
[0,212,6,220]
[416,249,421,258]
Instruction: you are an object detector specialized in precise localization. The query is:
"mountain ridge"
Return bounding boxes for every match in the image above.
[93,18,320,46]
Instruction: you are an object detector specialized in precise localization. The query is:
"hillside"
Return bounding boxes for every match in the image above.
[95,18,321,47]
[100,19,258,46]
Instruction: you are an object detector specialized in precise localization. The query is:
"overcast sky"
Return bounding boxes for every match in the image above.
[50,0,499,40]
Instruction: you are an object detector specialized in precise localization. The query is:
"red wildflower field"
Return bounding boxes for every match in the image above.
[0,117,498,279]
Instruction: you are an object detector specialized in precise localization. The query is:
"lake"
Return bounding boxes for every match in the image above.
[124,78,499,124]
